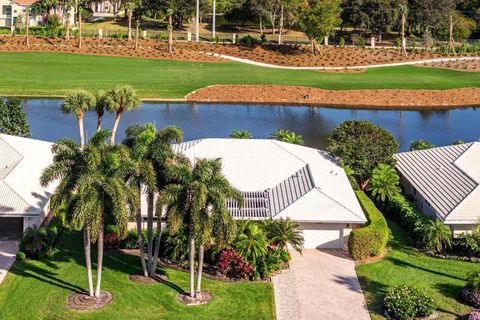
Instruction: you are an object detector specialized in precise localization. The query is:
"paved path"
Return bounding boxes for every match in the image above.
[273,250,370,320]
[0,241,18,285]
[203,52,480,70]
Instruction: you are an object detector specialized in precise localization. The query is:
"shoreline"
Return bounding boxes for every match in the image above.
[4,86,480,110]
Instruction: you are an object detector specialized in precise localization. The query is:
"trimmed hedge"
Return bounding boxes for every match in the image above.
[383,194,431,247]
[349,191,389,260]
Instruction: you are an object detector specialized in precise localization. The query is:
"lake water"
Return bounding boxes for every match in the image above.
[23,99,480,151]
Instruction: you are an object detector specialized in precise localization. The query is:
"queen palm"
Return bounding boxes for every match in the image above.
[61,89,95,148]
[160,158,241,299]
[230,130,253,139]
[104,85,141,145]
[367,164,401,202]
[41,131,138,297]
[423,219,452,253]
[262,218,304,253]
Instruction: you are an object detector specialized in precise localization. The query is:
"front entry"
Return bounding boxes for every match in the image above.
[0,217,23,240]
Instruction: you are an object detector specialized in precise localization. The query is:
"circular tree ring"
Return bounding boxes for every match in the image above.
[128,274,168,284]
[67,291,113,311]
[176,291,213,306]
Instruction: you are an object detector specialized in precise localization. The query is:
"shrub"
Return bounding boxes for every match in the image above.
[105,231,120,250]
[463,286,480,308]
[16,252,26,261]
[384,194,431,247]
[120,230,140,249]
[384,285,435,320]
[452,232,480,257]
[218,247,254,279]
[238,35,260,48]
[339,36,345,48]
[409,139,434,151]
[469,309,480,320]
[349,191,388,260]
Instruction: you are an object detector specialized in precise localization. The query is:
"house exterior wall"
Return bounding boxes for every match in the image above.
[297,222,359,249]
[450,224,477,236]
[399,174,439,219]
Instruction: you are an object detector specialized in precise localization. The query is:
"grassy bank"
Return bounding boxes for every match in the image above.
[0,231,275,320]
[1,52,480,99]
[357,220,480,320]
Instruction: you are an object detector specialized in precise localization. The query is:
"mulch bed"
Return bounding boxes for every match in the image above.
[176,291,213,306]
[128,273,168,284]
[67,291,113,311]
[186,85,480,109]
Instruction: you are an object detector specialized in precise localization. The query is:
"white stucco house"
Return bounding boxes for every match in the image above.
[0,134,56,240]
[0,0,74,28]
[395,142,480,236]
[169,139,367,249]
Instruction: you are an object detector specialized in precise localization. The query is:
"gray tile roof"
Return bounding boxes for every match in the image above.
[394,143,478,220]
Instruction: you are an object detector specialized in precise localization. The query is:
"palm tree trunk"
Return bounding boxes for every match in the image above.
[168,14,173,53]
[150,218,162,277]
[259,15,263,35]
[146,192,154,275]
[77,113,85,149]
[83,226,94,297]
[135,19,139,50]
[110,112,122,145]
[278,5,283,45]
[128,10,132,41]
[188,222,195,298]
[95,216,104,297]
[78,8,82,49]
[96,112,102,132]
[195,244,204,297]
[136,206,148,277]
[25,9,30,47]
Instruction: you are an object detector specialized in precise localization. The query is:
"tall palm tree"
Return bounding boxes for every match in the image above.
[230,130,253,139]
[367,164,401,202]
[167,8,174,53]
[423,219,452,253]
[262,218,304,253]
[61,89,95,149]
[159,158,240,299]
[271,129,304,145]
[126,1,136,41]
[104,85,141,145]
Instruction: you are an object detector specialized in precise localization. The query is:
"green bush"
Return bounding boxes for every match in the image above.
[384,285,436,320]
[453,232,480,256]
[16,252,26,261]
[348,191,388,260]
[384,194,431,246]
[238,35,260,48]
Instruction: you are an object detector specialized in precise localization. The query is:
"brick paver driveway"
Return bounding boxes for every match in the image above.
[273,250,370,320]
[0,241,18,285]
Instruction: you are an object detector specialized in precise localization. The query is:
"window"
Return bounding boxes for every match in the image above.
[2,5,11,15]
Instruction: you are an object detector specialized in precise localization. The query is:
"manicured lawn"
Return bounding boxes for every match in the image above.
[357,220,480,320]
[0,231,275,320]
[1,52,480,99]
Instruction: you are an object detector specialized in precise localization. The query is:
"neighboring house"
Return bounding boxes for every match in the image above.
[0,134,56,240]
[168,139,367,249]
[395,142,480,236]
[90,0,115,17]
[0,0,74,28]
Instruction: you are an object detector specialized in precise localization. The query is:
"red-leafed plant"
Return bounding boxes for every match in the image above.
[218,248,254,280]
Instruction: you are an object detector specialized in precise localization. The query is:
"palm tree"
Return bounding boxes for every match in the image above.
[159,158,241,300]
[230,130,253,139]
[61,89,95,149]
[271,129,304,145]
[94,90,107,132]
[262,218,304,253]
[104,85,141,145]
[367,164,401,202]
[126,1,136,41]
[235,220,268,267]
[423,219,452,252]
[167,8,174,53]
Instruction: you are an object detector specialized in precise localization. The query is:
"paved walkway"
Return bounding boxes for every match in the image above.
[203,52,480,70]
[0,241,19,285]
[273,250,370,320]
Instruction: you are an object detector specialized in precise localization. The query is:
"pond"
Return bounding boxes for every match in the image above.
[23,99,480,151]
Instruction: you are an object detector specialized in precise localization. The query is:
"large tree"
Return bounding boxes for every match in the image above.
[327,120,398,190]
[0,98,31,137]
[61,89,95,149]
[296,0,341,55]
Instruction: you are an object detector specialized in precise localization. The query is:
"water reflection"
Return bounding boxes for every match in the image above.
[22,99,480,151]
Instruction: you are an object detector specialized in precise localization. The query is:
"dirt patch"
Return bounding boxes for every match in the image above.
[1,35,479,69]
[187,85,480,109]
[422,59,480,72]
[355,248,389,265]
[176,291,213,305]
[67,291,113,311]
[128,274,168,284]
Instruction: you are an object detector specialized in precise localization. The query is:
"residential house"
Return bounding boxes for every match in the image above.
[0,134,56,240]
[395,142,480,235]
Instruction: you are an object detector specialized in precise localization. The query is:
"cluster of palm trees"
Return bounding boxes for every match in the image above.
[230,129,305,145]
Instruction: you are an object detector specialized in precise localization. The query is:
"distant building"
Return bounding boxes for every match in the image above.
[395,142,480,235]
[0,0,74,28]
[0,134,56,240]
[168,138,367,249]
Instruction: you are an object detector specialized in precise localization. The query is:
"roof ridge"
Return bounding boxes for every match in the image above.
[270,140,309,170]
[317,188,365,221]
[0,136,24,181]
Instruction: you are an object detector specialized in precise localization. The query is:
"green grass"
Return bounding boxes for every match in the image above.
[357,220,480,320]
[0,231,275,320]
[1,52,480,99]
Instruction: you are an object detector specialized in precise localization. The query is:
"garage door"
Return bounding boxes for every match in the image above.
[0,218,23,240]
[298,223,343,249]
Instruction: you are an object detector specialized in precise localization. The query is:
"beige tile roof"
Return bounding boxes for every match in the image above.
[395,142,480,224]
